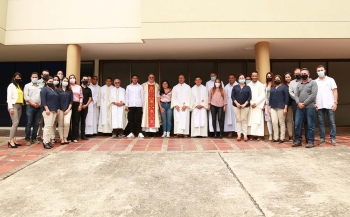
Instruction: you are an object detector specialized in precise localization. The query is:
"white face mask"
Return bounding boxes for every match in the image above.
[317,71,325,77]
[69,79,76,84]
[53,81,59,86]
[215,83,220,87]
[31,78,38,83]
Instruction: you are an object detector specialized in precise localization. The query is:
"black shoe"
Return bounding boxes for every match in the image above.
[214,133,218,138]
[292,141,302,147]
[306,143,314,148]
[279,140,284,143]
[81,136,89,140]
[48,142,54,148]
[8,141,18,148]
[43,143,51,149]
[272,139,278,142]
[219,133,223,139]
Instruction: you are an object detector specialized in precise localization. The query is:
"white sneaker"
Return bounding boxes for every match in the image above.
[127,133,135,138]
[161,132,167,137]
[166,132,170,138]
[138,133,145,138]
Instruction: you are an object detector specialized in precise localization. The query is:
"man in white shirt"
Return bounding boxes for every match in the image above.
[86,76,100,136]
[141,73,160,137]
[171,75,192,137]
[111,79,127,137]
[224,74,238,137]
[24,72,42,145]
[191,76,208,137]
[125,75,144,138]
[315,65,338,145]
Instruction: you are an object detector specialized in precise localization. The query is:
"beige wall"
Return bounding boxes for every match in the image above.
[5,0,142,45]
[142,0,350,39]
[0,0,8,44]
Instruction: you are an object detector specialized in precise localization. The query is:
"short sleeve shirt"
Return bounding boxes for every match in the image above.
[315,76,337,109]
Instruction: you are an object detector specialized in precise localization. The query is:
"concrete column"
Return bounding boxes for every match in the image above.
[94,60,99,77]
[66,44,81,84]
[255,41,270,82]
[255,41,270,136]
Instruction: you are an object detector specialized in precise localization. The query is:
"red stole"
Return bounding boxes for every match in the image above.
[148,84,155,127]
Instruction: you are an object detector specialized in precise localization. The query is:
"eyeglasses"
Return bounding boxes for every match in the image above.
[115,82,120,84]
[149,77,154,79]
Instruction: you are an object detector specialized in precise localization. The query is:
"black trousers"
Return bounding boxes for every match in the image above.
[80,106,88,137]
[68,102,80,140]
[128,107,142,134]
[292,100,308,139]
[210,104,225,134]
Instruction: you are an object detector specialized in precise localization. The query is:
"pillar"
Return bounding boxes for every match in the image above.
[94,60,99,77]
[66,44,81,84]
[255,41,270,82]
[255,41,270,136]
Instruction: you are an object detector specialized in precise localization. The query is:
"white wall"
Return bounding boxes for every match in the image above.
[0,0,8,44]
[5,0,142,44]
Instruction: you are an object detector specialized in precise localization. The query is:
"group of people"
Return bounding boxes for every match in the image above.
[6,65,338,149]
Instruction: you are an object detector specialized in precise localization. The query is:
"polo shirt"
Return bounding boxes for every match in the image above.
[315,76,337,109]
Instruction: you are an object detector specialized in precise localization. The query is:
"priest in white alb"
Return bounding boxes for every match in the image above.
[111,79,128,137]
[247,71,266,140]
[86,75,100,136]
[191,76,208,137]
[141,73,160,137]
[97,77,114,134]
[224,74,238,137]
[205,72,224,135]
[171,75,192,137]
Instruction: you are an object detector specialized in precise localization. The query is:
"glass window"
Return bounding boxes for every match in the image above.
[160,62,188,87]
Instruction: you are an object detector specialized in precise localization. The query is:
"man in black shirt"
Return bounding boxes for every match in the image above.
[81,75,92,140]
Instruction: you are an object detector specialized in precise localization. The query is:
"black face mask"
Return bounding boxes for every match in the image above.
[301,75,308,80]
[296,75,301,80]
[15,78,22,84]
[47,82,54,88]
[267,77,272,82]
[82,80,88,85]
[274,80,281,85]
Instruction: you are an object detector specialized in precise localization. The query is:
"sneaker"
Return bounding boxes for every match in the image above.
[292,141,302,147]
[306,143,314,148]
[138,133,145,138]
[112,134,117,138]
[26,140,31,146]
[331,139,337,146]
[118,134,125,138]
[166,132,170,138]
[32,139,40,145]
[161,132,167,138]
[319,138,326,145]
[127,133,135,138]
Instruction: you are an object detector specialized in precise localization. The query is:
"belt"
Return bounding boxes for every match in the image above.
[161,101,171,104]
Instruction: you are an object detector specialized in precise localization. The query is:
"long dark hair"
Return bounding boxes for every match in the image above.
[210,78,225,99]
[12,72,23,89]
[159,80,171,95]
[266,72,275,84]
[53,75,60,88]
[57,77,71,92]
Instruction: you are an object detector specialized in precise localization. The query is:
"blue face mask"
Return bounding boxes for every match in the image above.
[211,76,216,81]
[246,80,251,84]
[317,71,325,77]
[239,79,245,84]
[31,78,38,83]
[62,82,69,87]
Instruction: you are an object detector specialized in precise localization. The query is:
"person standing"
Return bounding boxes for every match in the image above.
[97,78,114,134]
[23,72,42,146]
[55,77,72,145]
[205,72,224,136]
[224,74,238,137]
[284,72,294,141]
[80,76,92,140]
[171,75,192,137]
[40,77,59,149]
[293,68,318,148]
[7,72,24,148]
[50,75,60,143]
[111,79,128,137]
[125,75,144,138]
[37,69,50,140]
[141,73,160,137]
[209,78,227,139]
[67,74,83,143]
[191,76,208,138]
[268,75,289,143]
[158,80,172,138]
[315,65,338,145]
[232,74,252,142]
[264,72,274,141]
[247,71,266,140]
[86,76,100,136]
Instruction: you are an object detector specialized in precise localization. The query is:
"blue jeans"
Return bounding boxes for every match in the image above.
[294,107,316,144]
[160,102,172,132]
[318,109,336,140]
[25,105,41,140]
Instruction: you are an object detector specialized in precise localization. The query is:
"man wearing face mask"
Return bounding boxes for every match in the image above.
[80,76,92,140]
[315,65,338,146]
[23,72,42,146]
[37,69,50,140]
[205,73,224,136]
[293,68,318,148]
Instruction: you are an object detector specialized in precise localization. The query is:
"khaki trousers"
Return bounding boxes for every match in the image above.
[285,106,293,137]
[271,108,286,140]
[9,104,22,140]
[58,110,72,139]
[233,107,249,137]
[42,111,57,144]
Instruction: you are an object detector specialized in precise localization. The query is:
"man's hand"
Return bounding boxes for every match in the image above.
[252,103,257,108]
[125,106,129,112]
[181,105,187,111]
[175,105,180,112]
[332,103,337,112]
[196,105,203,109]
[298,103,305,109]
